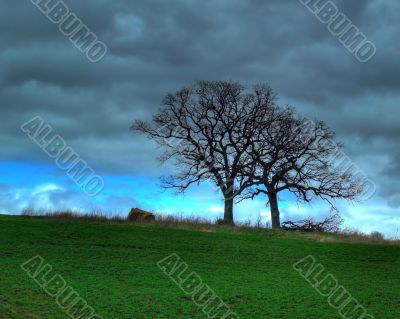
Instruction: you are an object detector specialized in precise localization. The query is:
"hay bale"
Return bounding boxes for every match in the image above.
[127,208,155,222]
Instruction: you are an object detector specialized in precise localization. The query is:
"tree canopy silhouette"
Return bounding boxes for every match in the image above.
[133,80,366,227]
[245,106,365,228]
[133,81,276,225]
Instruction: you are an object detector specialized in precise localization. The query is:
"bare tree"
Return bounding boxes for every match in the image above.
[133,81,366,228]
[245,106,366,229]
[132,81,276,225]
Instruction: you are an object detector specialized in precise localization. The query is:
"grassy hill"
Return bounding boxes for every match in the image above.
[0,215,399,318]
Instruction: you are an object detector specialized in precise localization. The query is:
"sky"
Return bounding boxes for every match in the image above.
[0,0,399,237]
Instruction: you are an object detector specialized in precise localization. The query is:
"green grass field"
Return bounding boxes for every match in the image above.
[0,215,399,318]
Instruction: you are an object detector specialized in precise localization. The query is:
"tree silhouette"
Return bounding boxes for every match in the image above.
[133,81,366,227]
[245,106,366,228]
[132,81,275,225]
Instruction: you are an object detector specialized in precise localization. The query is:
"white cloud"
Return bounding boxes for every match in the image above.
[31,183,64,197]
[209,206,224,214]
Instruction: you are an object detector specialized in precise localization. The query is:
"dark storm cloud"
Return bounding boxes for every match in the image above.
[0,0,399,205]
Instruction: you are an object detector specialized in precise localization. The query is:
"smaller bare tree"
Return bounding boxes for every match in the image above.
[246,106,367,229]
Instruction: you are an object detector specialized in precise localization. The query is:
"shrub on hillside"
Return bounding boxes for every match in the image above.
[282,213,343,233]
[369,231,384,240]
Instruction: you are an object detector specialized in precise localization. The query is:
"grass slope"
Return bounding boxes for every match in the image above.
[0,215,399,318]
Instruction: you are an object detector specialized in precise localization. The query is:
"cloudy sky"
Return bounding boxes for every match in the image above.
[1,0,399,237]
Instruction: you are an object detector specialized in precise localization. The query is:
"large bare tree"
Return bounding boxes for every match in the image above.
[133,81,366,228]
[132,81,276,225]
[245,106,366,229]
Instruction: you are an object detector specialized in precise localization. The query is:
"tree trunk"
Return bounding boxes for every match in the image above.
[223,197,234,225]
[268,192,281,229]
[222,181,235,226]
